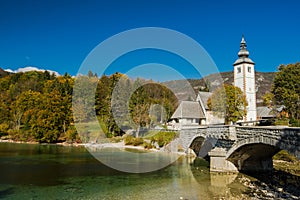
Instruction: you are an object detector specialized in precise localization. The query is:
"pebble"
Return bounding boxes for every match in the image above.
[266,192,274,197]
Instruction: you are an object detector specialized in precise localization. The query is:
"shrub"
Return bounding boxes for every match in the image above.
[143,141,154,149]
[132,137,144,146]
[275,118,289,126]
[124,135,144,146]
[0,123,9,137]
[124,135,134,145]
[151,131,177,147]
[110,136,122,143]
[289,118,300,127]
[156,136,165,147]
[66,126,79,143]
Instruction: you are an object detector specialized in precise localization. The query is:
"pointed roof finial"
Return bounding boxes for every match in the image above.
[240,34,246,48]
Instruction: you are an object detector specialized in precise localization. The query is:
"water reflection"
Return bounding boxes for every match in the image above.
[0,143,251,199]
[86,144,180,173]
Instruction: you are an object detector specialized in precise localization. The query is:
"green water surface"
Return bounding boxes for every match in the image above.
[0,143,249,199]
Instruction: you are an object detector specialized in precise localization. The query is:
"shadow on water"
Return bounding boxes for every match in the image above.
[0,188,15,198]
[0,143,125,186]
[246,169,300,198]
[189,157,252,199]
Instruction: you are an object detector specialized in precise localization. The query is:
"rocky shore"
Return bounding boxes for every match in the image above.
[234,158,300,200]
[237,175,299,199]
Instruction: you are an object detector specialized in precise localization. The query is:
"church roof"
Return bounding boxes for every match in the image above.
[257,106,275,118]
[171,101,205,119]
[197,91,213,110]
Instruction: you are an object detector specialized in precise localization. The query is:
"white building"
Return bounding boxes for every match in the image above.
[170,35,257,128]
[170,101,205,129]
[233,36,257,122]
[170,92,224,129]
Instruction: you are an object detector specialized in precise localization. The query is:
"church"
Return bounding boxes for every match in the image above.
[170,36,257,129]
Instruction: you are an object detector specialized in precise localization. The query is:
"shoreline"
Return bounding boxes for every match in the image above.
[0,139,187,156]
[84,141,188,156]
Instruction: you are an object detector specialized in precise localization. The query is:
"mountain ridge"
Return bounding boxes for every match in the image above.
[164,71,276,106]
[0,68,10,78]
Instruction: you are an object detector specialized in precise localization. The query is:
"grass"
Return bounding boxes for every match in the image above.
[143,130,160,139]
[124,135,144,146]
[273,150,298,163]
[74,121,106,143]
[150,131,178,147]
[274,119,289,126]
[273,150,300,176]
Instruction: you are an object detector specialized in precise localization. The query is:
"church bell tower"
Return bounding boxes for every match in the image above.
[233,36,257,122]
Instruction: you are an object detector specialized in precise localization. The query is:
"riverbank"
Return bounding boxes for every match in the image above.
[234,158,300,199]
[0,139,185,155]
[83,141,189,157]
[235,174,299,199]
[0,139,84,147]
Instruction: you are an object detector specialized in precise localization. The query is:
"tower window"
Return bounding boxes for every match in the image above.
[248,66,251,73]
[237,67,241,73]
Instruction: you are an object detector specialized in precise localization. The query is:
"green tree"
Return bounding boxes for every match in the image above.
[73,75,98,122]
[262,92,274,107]
[129,83,150,137]
[272,63,300,124]
[208,84,247,124]
[95,73,127,137]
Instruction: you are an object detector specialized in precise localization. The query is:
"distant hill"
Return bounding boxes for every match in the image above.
[0,68,9,78]
[164,71,276,106]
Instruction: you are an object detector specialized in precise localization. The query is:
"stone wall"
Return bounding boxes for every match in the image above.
[179,125,300,172]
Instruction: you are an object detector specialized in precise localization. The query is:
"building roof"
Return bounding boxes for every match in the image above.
[233,57,255,66]
[171,101,205,119]
[233,35,255,66]
[257,106,275,118]
[197,91,213,110]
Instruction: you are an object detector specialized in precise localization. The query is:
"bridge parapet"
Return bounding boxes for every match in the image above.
[235,126,283,141]
[179,125,300,172]
[206,126,237,140]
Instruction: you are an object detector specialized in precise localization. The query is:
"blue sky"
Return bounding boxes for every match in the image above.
[0,0,299,80]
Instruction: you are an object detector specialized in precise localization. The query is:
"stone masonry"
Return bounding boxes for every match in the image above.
[179,126,300,172]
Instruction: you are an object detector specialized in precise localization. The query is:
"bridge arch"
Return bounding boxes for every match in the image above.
[188,134,218,158]
[225,135,295,172]
[187,134,206,156]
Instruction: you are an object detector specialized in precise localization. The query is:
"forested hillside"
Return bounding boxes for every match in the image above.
[0,70,177,143]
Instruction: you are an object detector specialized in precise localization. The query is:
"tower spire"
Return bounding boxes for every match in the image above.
[233,35,257,123]
[238,35,249,58]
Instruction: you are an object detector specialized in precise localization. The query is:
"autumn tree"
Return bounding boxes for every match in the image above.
[272,63,300,125]
[208,84,247,124]
[0,71,77,143]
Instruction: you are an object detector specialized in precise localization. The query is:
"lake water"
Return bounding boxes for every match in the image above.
[0,142,253,199]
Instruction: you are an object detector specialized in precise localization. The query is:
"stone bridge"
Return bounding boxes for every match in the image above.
[179,126,300,173]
